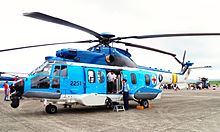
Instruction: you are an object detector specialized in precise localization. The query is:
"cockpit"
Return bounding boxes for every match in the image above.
[29,61,68,89]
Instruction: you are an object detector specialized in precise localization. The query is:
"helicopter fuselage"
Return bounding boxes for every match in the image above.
[10,55,190,114]
[22,59,162,99]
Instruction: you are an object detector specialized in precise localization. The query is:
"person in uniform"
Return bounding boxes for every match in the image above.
[122,78,130,110]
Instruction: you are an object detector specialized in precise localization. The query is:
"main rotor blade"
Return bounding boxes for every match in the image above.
[0,40,98,52]
[114,33,220,40]
[181,50,187,71]
[115,41,176,57]
[182,50,186,63]
[24,12,101,39]
[182,50,186,65]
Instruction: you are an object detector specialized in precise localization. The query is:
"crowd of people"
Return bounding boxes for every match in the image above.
[161,83,180,91]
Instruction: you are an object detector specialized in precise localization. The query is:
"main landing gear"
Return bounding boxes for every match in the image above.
[105,97,113,109]
[139,99,149,108]
[45,104,57,114]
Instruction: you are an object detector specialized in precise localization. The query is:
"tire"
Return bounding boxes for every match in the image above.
[45,104,57,114]
[105,97,113,109]
[11,97,20,108]
[140,100,149,108]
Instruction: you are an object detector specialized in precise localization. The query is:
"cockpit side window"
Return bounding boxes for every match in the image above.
[52,77,60,88]
[53,66,61,76]
[42,64,52,75]
[61,65,68,78]
[31,75,50,88]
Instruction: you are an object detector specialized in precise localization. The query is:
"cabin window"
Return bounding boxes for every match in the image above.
[31,75,50,88]
[52,78,60,88]
[53,66,60,76]
[61,65,68,78]
[131,73,137,84]
[145,74,150,86]
[88,70,95,83]
[97,70,104,83]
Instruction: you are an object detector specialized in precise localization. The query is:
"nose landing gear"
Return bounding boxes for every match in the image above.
[10,96,20,108]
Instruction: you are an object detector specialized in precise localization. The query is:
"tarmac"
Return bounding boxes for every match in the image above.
[0,89,220,132]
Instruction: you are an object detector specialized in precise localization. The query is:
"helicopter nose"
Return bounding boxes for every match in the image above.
[13,79,24,96]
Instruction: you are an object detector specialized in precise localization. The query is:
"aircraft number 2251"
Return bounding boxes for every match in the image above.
[70,81,82,86]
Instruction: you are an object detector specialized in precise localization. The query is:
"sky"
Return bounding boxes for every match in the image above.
[1,0,220,80]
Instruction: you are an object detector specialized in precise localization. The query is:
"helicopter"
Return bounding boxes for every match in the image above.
[0,72,27,89]
[2,12,220,114]
[0,72,21,82]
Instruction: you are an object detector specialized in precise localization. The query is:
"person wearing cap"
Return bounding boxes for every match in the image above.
[122,78,130,110]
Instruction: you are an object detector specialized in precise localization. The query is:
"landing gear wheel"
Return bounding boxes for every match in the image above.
[105,97,113,109]
[45,104,57,114]
[140,100,149,108]
[11,96,20,108]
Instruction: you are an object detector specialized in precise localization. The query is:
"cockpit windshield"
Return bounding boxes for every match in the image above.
[30,61,52,75]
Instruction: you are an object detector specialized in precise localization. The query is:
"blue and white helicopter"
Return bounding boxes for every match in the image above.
[0,72,21,82]
[0,72,26,89]
[2,12,220,114]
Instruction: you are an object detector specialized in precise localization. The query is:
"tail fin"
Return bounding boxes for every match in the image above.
[181,61,194,74]
[175,50,193,77]
[181,61,194,80]
[177,50,194,79]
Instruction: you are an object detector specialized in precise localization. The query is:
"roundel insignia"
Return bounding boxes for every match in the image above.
[151,74,157,85]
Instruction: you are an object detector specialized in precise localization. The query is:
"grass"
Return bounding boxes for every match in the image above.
[209,80,220,87]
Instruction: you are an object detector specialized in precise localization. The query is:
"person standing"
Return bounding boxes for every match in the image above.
[107,71,116,93]
[4,81,9,101]
[122,79,130,110]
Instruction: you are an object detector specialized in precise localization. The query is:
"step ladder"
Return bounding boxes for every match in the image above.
[113,105,125,112]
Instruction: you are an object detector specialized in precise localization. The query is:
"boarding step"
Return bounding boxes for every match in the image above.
[113,105,125,112]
